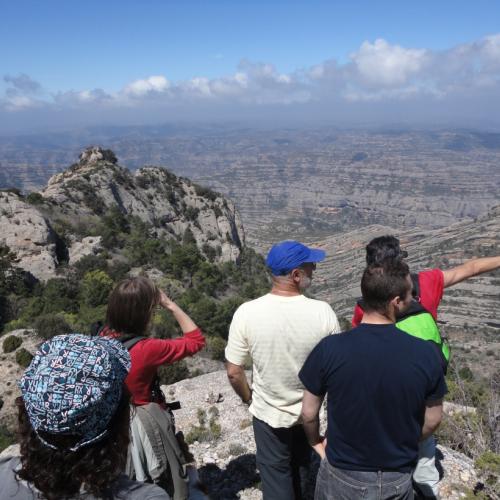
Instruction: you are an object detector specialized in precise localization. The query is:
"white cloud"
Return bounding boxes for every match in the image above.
[124,75,170,96]
[350,39,428,86]
[1,34,500,127]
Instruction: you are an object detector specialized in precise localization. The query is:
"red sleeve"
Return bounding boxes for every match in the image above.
[352,303,364,327]
[418,269,444,320]
[136,328,206,367]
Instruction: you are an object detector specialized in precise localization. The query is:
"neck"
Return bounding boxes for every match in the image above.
[361,309,395,325]
[270,278,302,297]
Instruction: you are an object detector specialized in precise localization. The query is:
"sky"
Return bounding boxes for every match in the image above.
[1,0,499,133]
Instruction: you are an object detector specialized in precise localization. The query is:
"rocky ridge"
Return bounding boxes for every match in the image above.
[0,147,245,281]
[311,206,500,337]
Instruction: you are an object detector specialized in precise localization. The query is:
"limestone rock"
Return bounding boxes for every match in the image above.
[68,236,102,265]
[0,192,58,281]
[42,147,245,264]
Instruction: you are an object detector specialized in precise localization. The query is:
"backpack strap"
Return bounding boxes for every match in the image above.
[118,335,147,351]
[411,273,420,300]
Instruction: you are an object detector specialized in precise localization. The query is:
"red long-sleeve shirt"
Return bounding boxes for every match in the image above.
[352,269,444,327]
[102,328,206,405]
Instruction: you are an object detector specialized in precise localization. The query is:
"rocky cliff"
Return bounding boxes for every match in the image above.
[0,147,245,281]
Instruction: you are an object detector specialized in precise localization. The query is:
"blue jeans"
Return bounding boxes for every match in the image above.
[315,458,414,500]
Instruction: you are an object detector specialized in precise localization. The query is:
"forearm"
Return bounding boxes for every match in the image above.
[226,365,252,403]
[443,256,500,287]
[169,303,198,333]
[421,402,443,440]
[302,413,321,446]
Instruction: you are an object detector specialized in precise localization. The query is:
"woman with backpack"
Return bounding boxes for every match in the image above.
[0,334,169,499]
[101,276,206,500]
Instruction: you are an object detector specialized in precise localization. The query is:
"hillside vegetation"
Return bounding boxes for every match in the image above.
[0,147,270,358]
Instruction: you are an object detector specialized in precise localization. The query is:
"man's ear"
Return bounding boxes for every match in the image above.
[389,295,401,310]
[290,268,302,283]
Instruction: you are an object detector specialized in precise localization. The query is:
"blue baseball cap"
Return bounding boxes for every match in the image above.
[266,240,326,276]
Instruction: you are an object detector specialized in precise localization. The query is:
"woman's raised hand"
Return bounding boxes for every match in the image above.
[159,290,177,312]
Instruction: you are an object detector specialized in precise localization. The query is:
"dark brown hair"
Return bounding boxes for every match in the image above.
[106,276,160,335]
[361,259,411,314]
[16,392,130,500]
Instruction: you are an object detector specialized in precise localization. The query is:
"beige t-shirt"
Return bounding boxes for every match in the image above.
[225,293,340,428]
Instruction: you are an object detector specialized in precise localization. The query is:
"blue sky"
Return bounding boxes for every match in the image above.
[1,0,499,132]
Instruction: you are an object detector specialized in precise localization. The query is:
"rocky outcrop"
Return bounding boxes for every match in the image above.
[0,192,58,281]
[68,236,102,265]
[0,330,39,429]
[42,147,245,264]
[0,147,246,281]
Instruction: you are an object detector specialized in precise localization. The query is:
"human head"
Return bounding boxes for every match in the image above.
[106,276,160,335]
[365,235,408,266]
[266,240,325,291]
[266,240,325,276]
[17,334,131,499]
[361,259,412,318]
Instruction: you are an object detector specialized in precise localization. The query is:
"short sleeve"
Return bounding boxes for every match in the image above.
[418,269,444,319]
[225,305,249,366]
[326,305,341,334]
[352,303,364,327]
[425,352,448,401]
[299,339,328,396]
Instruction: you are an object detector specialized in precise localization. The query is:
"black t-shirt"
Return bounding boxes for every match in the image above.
[299,323,447,473]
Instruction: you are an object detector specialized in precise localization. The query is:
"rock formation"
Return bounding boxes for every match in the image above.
[0,192,58,281]
[0,147,245,281]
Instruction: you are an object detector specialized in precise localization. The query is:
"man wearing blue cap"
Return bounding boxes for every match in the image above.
[225,240,340,500]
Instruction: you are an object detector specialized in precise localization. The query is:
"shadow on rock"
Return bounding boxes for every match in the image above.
[198,454,260,499]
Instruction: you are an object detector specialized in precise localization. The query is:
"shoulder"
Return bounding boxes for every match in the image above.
[418,269,444,286]
[302,297,336,312]
[235,294,269,312]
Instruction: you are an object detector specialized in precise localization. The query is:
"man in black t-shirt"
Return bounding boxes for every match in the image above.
[299,260,446,500]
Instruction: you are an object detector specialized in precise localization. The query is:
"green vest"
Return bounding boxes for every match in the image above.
[396,309,450,363]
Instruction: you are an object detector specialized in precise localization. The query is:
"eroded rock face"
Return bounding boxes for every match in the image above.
[68,236,102,265]
[0,192,57,281]
[42,147,245,263]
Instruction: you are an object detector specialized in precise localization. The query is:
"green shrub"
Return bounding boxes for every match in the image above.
[2,335,22,353]
[16,347,33,368]
[34,313,72,340]
[157,360,189,386]
[25,192,44,205]
[206,336,227,361]
[475,451,500,488]
[80,270,113,307]
[185,407,222,444]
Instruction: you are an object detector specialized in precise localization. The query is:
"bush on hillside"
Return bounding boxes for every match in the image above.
[206,336,227,361]
[2,335,22,353]
[80,270,113,307]
[34,313,72,340]
[16,347,33,368]
[25,192,44,205]
[157,360,190,386]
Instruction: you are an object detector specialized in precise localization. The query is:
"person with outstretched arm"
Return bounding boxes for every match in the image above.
[300,259,446,500]
[351,235,500,498]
